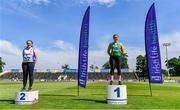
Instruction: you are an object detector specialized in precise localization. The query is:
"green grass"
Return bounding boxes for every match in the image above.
[164,76,180,80]
[0,81,180,109]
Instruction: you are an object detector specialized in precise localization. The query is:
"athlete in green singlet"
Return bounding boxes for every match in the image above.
[107,34,125,85]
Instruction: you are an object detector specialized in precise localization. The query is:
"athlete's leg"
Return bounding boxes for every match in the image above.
[28,62,35,90]
[115,56,122,85]
[110,56,115,85]
[22,63,28,90]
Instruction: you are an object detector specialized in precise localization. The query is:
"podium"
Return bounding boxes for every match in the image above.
[107,85,127,104]
[15,91,39,104]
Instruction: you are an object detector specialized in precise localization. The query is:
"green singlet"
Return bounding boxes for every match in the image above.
[111,42,121,56]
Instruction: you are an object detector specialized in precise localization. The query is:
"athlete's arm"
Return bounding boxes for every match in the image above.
[34,49,38,64]
[107,43,111,56]
[120,43,125,54]
[120,43,127,59]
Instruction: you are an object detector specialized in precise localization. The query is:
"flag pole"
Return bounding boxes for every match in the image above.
[77,73,80,96]
[146,56,153,96]
[148,78,153,96]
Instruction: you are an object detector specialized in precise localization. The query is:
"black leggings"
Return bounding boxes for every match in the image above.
[110,56,121,75]
[22,62,35,89]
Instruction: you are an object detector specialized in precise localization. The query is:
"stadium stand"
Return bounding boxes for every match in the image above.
[0,71,138,81]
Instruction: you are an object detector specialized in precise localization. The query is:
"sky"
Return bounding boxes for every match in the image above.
[0,0,180,70]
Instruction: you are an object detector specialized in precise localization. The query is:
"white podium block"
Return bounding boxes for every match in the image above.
[107,85,127,104]
[15,91,39,105]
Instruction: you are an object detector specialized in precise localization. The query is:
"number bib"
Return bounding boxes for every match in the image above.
[23,47,35,62]
[113,45,120,52]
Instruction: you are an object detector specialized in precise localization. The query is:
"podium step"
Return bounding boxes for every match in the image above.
[15,90,39,105]
[107,85,127,104]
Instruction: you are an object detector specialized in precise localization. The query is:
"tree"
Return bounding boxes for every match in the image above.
[136,55,180,78]
[95,66,99,69]
[89,64,94,71]
[102,61,110,69]
[0,57,6,73]
[102,53,129,69]
[162,69,168,76]
[61,64,70,70]
[166,57,180,76]
[136,55,148,78]
[121,53,129,68]
[89,64,99,72]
